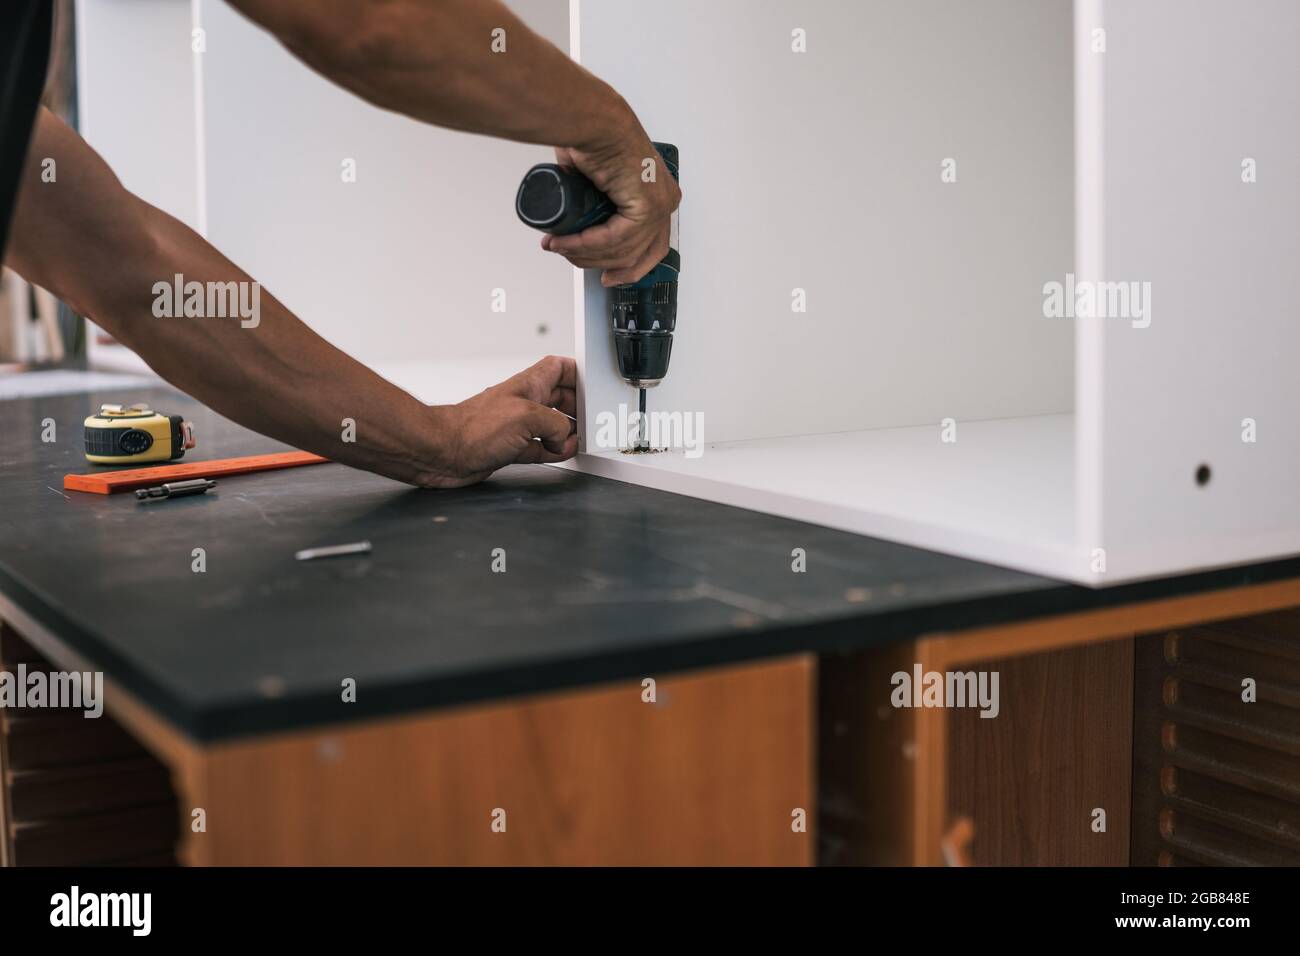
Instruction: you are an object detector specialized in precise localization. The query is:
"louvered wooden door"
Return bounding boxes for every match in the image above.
[1133,611,1300,865]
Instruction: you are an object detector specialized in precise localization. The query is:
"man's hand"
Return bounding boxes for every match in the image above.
[422,356,579,488]
[541,128,682,287]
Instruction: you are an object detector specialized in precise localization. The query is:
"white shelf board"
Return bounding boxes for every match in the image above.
[567,413,1091,584]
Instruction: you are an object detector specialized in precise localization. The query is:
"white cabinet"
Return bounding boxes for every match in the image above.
[568,0,1300,585]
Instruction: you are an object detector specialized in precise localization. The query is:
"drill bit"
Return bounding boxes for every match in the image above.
[134,478,217,502]
[637,388,648,450]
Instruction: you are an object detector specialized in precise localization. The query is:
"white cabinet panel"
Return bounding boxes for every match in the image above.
[1093,0,1300,580]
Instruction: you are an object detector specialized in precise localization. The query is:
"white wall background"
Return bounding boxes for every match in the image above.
[76,0,204,230]
[76,0,204,373]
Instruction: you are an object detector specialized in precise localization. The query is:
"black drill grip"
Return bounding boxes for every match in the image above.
[516,143,679,237]
[515,165,614,236]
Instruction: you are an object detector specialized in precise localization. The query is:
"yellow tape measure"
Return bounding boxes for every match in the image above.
[82,403,196,465]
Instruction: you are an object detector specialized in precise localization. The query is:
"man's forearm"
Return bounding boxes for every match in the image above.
[9,110,454,486]
[228,0,639,152]
[229,0,679,284]
[110,206,452,485]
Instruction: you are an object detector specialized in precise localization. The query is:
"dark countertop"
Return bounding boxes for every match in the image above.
[3,385,1300,742]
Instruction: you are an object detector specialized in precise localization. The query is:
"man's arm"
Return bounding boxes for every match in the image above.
[227,0,680,285]
[8,108,577,486]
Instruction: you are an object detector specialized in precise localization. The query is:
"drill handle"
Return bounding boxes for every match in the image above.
[516,142,679,237]
[515,165,615,236]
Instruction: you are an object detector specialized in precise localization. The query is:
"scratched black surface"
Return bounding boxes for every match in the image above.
[4,386,1300,741]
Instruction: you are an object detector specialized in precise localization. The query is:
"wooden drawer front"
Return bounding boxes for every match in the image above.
[1133,611,1300,866]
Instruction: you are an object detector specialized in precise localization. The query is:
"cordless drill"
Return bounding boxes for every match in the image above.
[516,143,679,448]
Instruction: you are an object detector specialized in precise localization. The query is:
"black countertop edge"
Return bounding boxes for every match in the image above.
[6,550,1300,744]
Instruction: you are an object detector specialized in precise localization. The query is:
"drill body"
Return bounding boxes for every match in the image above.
[516,143,680,389]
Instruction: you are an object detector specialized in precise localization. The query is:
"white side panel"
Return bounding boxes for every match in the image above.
[198,0,571,370]
[1074,0,1106,575]
[368,355,546,406]
[1096,0,1300,579]
[576,0,1075,447]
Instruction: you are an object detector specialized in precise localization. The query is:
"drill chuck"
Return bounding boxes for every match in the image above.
[516,143,679,389]
[610,253,678,387]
